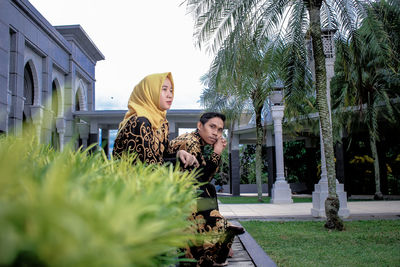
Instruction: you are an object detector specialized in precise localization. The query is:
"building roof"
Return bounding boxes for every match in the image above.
[15,0,72,53]
[55,25,105,62]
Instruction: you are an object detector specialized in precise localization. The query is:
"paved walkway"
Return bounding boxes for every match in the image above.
[222,200,400,266]
[220,200,400,220]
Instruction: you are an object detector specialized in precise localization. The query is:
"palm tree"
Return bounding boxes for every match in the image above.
[183,0,389,230]
[200,28,279,202]
[331,0,399,200]
[200,74,246,194]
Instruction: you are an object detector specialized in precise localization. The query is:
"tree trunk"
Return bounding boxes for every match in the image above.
[369,129,383,199]
[367,101,383,200]
[308,1,344,230]
[255,104,264,202]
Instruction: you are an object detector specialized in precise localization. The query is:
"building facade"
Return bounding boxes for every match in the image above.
[0,0,104,149]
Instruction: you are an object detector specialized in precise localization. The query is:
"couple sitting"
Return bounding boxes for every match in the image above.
[112,72,244,267]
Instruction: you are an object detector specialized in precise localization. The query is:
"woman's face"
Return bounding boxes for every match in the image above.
[159,77,173,111]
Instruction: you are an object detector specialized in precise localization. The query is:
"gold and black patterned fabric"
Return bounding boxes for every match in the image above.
[112,115,175,165]
[168,131,220,182]
[169,131,221,210]
[169,130,234,266]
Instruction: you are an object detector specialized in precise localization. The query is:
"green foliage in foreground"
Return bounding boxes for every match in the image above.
[0,133,198,266]
[240,220,400,267]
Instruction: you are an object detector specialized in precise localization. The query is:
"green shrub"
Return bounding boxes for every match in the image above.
[0,130,198,266]
[239,144,268,184]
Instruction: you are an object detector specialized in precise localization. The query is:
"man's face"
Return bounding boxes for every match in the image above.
[197,117,224,145]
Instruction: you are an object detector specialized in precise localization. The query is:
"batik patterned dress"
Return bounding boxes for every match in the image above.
[169,130,234,266]
[112,115,175,164]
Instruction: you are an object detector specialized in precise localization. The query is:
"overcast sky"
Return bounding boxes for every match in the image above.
[29,0,213,110]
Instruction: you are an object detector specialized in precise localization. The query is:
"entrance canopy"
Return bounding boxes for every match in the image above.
[73,109,205,148]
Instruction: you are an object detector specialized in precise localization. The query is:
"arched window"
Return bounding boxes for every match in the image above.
[75,79,88,112]
[23,64,34,105]
[52,81,58,116]
[51,80,59,149]
[75,88,82,148]
[75,91,80,111]
[23,63,35,126]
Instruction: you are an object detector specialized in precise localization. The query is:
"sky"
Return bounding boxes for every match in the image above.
[29,0,213,110]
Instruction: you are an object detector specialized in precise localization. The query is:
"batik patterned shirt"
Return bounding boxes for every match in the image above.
[168,130,221,183]
[112,115,175,164]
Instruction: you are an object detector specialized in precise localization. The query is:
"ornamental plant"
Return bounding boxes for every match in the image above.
[0,129,198,266]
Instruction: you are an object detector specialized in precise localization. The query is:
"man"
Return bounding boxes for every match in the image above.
[169,112,243,267]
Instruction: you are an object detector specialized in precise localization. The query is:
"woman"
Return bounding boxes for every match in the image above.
[112,72,198,167]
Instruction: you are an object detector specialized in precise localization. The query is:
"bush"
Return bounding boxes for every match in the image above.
[239,144,268,184]
[0,130,198,266]
[283,140,308,184]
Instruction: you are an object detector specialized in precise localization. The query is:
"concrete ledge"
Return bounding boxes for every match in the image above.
[222,183,310,194]
[231,221,277,267]
[223,184,268,193]
[228,215,323,221]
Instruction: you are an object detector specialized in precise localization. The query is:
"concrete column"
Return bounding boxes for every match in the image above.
[42,108,52,144]
[230,133,240,196]
[56,117,66,151]
[319,130,328,183]
[8,31,24,136]
[41,57,52,144]
[77,122,89,149]
[88,120,99,151]
[42,57,52,101]
[88,81,95,111]
[0,87,12,133]
[169,120,177,140]
[63,65,74,143]
[271,105,292,204]
[101,128,109,157]
[2,90,12,133]
[30,105,44,143]
[0,22,9,133]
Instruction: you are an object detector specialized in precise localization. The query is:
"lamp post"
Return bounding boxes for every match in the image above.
[311,27,350,218]
[270,82,293,204]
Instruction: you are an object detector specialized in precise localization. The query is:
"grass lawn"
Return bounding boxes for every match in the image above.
[240,220,400,267]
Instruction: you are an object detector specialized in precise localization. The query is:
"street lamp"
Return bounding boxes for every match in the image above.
[270,80,284,105]
[269,80,293,203]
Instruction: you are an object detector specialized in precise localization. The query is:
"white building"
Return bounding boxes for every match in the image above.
[0,0,104,150]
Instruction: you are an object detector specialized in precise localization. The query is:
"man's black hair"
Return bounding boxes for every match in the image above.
[199,112,226,125]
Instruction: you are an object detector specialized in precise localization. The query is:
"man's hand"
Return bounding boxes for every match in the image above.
[213,137,227,155]
[177,150,200,168]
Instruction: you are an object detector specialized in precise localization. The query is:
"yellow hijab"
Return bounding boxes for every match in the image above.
[119,72,174,131]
